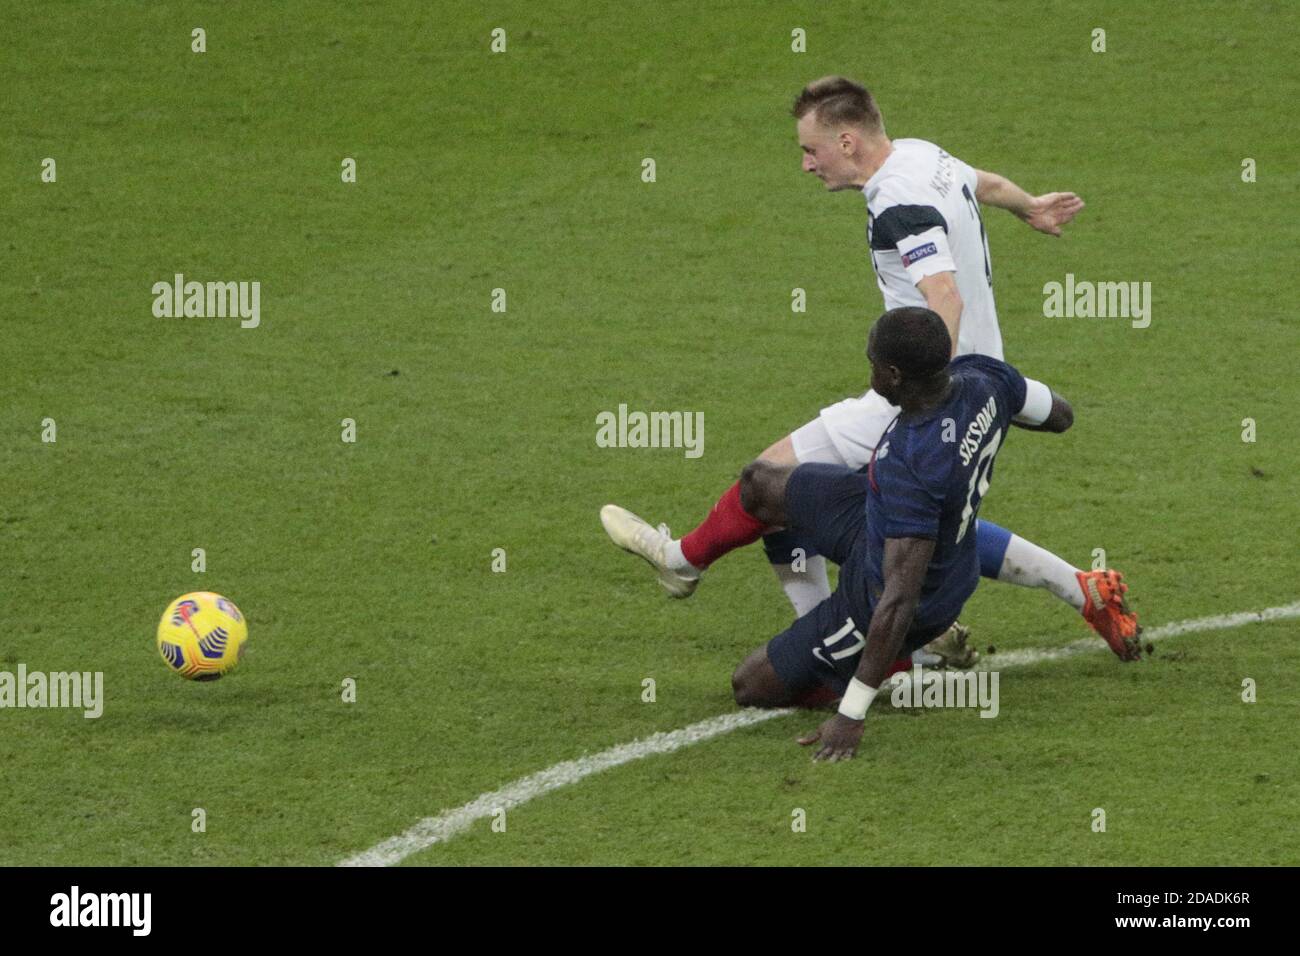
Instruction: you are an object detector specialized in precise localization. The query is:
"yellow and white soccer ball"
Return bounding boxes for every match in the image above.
[156,591,248,680]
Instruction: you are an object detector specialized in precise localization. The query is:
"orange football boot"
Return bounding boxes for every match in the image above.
[1077,569,1142,661]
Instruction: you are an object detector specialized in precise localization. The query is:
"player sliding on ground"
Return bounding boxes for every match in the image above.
[730,308,1139,761]
[601,76,1138,661]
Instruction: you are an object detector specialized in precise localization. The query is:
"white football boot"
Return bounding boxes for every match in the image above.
[600,504,700,598]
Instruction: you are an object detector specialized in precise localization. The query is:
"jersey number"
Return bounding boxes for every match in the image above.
[961,183,993,288]
[812,617,866,668]
[956,428,1002,543]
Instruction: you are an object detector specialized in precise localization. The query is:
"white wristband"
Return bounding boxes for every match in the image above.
[838,678,878,721]
[1013,378,1053,426]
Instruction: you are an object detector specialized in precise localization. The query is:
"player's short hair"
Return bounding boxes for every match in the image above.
[870,307,951,379]
[791,76,884,133]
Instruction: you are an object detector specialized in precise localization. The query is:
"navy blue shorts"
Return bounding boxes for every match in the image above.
[765,463,952,698]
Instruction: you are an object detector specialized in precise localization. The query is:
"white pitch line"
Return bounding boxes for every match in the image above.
[338,708,792,867]
[339,600,1300,867]
[973,600,1300,669]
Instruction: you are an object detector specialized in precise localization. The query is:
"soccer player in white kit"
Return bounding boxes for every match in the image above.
[601,77,1139,661]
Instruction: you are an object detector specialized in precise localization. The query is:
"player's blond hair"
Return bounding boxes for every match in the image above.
[791,76,884,134]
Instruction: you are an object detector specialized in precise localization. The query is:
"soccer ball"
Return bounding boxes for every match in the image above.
[156,591,248,681]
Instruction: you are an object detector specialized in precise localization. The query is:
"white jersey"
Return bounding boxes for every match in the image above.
[862,138,1003,359]
[804,139,1007,467]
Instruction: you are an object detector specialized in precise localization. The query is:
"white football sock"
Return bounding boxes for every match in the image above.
[771,556,831,617]
[998,535,1085,610]
[663,538,701,578]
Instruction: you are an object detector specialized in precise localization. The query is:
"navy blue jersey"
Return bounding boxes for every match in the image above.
[862,354,1028,631]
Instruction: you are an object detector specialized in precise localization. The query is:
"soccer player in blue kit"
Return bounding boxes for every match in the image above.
[730,306,1105,761]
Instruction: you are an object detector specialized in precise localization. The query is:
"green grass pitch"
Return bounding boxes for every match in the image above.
[2,0,1298,866]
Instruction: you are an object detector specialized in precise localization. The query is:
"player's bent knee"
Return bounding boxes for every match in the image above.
[731,665,768,708]
[731,649,788,708]
[738,460,764,516]
[739,460,784,526]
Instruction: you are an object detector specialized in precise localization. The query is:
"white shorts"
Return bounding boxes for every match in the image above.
[791,389,900,469]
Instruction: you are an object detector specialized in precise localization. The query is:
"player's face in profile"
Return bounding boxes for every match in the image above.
[797,115,856,191]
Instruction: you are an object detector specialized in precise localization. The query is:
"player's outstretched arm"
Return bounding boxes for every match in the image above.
[1011,378,1074,433]
[799,535,935,762]
[974,169,1084,237]
[852,536,935,687]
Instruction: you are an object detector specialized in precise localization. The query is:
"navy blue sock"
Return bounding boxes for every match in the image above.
[975,519,1012,580]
